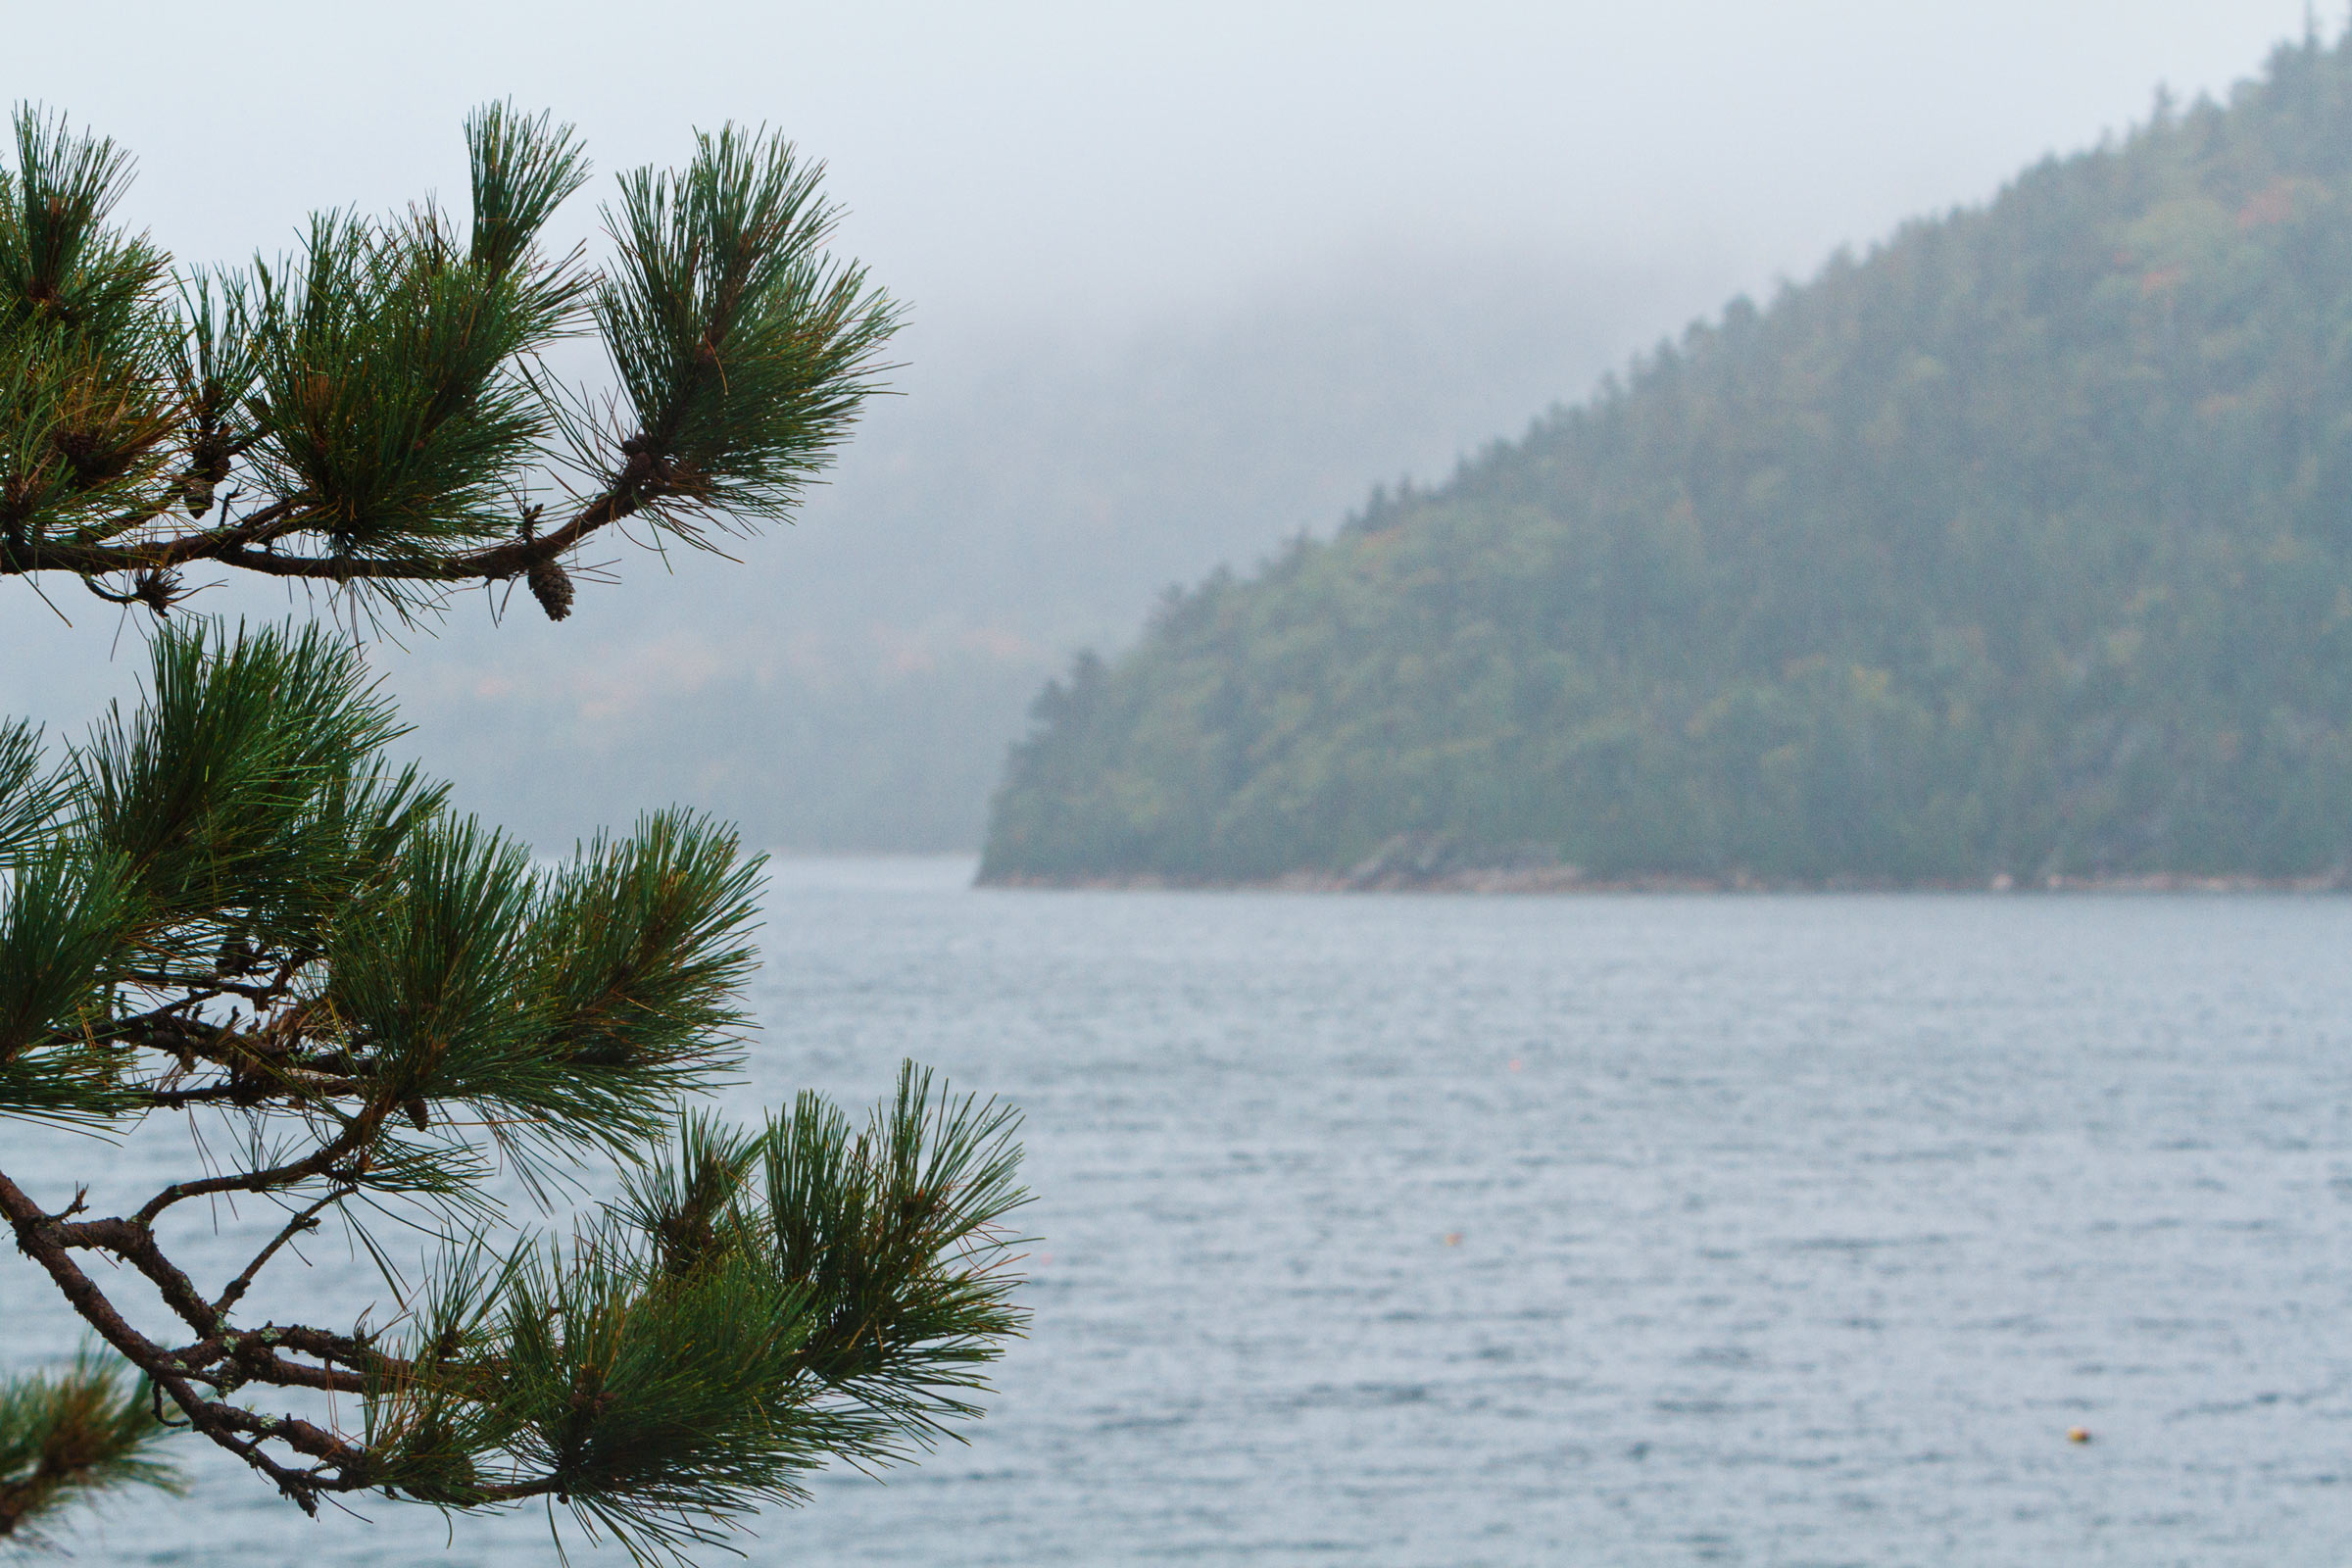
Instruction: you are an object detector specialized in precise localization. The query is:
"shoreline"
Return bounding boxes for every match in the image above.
[978,867,2352,895]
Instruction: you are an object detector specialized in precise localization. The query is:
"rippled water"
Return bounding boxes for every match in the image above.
[9,863,2352,1565]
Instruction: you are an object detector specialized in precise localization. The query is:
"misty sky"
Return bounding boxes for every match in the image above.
[2,2,2332,847]
[21,2,2324,322]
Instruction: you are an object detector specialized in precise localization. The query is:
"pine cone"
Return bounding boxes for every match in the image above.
[527,555,574,620]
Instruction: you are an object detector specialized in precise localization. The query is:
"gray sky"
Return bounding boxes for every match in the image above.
[26,1,2323,319]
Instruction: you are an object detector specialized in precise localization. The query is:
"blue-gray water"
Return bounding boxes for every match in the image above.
[8,861,2352,1564]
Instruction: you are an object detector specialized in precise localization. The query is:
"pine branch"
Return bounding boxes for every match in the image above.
[0,103,1027,1561]
[0,1167,351,1513]
[0,105,897,621]
[0,1057,1030,1553]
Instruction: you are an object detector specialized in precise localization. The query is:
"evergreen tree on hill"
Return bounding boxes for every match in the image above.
[983,27,2352,888]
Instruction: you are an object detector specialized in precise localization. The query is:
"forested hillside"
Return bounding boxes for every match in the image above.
[982,32,2352,886]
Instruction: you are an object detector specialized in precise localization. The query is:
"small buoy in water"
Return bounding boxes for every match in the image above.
[2067,1426,2091,1444]
[1444,1232,1464,1247]
[1507,1058,1524,1072]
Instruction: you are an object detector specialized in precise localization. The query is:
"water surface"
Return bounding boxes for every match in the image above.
[9,863,2352,1564]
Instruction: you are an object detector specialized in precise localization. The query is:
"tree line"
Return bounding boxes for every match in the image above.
[983,29,2352,886]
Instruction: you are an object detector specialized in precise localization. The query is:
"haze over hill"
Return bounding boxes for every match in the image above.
[984,29,2352,887]
[0,2,2318,854]
[389,254,1721,849]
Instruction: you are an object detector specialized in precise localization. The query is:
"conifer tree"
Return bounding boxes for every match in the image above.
[0,105,1028,1560]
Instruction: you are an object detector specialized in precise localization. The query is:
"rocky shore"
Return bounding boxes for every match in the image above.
[979,832,2352,894]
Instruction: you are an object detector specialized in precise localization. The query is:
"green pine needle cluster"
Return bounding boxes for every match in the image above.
[593,124,899,542]
[0,100,898,619]
[366,1076,1026,1559]
[0,1350,180,1547]
[0,618,1030,1560]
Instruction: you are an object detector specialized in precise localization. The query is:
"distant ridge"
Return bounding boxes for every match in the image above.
[982,29,2352,889]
